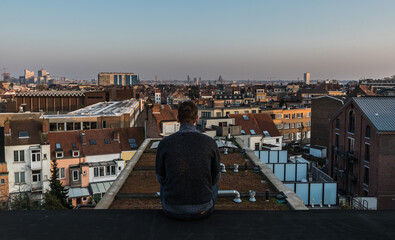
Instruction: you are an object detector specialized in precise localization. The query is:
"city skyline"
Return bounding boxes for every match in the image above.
[1,0,395,81]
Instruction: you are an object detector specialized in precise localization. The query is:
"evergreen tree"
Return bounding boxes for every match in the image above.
[43,158,72,209]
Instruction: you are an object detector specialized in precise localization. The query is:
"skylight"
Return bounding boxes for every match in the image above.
[55,143,62,149]
[90,140,96,145]
[18,131,29,138]
[241,130,245,135]
[263,131,271,137]
[72,143,77,148]
[243,115,249,121]
[104,139,111,144]
[250,129,256,135]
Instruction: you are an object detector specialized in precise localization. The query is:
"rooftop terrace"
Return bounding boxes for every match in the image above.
[98,139,301,211]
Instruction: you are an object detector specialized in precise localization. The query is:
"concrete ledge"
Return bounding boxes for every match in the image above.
[95,138,161,209]
[240,144,308,211]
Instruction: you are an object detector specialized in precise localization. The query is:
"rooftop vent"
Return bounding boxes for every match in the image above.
[249,190,256,202]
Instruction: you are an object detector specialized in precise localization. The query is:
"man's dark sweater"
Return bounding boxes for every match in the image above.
[156,124,221,215]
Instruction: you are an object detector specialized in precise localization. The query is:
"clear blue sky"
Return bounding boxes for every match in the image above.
[1,0,395,81]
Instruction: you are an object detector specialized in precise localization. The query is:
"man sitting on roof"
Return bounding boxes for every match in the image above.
[156,101,221,220]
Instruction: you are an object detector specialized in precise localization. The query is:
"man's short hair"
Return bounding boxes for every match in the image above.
[178,101,198,124]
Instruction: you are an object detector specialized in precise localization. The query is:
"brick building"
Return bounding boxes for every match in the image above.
[328,97,395,209]
[310,96,345,148]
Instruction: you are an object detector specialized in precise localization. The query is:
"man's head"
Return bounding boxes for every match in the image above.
[177,101,198,125]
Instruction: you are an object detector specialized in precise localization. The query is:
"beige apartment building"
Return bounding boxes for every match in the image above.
[198,105,260,118]
[98,72,139,86]
[261,108,311,144]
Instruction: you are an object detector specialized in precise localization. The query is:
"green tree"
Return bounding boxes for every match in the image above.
[43,158,72,209]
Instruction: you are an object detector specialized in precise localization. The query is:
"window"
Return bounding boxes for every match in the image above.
[296,122,302,128]
[1,179,5,184]
[18,131,29,138]
[202,112,212,118]
[276,114,282,119]
[72,143,77,148]
[14,150,24,162]
[250,129,256,135]
[349,110,355,133]
[106,165,116,176]
[363,167,369,185]
[50,123,57,131]
[292,114,296,119]
[348,138,354,154]
[365,144,370,162]
[243,115,249,121]
[263,131,270,137]
[90,140,96,145]
[284,114,290,119]
[102,121,107,129]
[128,139,138,148]
[32,170,41,182]
[43,154,47,159]
[216,112,222,117]
[83,122,91,130]
[276,138,279,143]
[91,122,97,129]
[58,123,65,131]
[59,168,66,179]
[284,123,290,129]
[284,133,290,139]
[297,113,303,118]
[336,119,340,129]
[66,122,73,131]
[75,122,81,130]
[366,126,371,138]
[252,110,256,113]
[15,172,25,184]
[31,150,41,162]
[72,150,80,157]
[306,121,311,127]
[104,139,111,144]
[244,111,249,113]
[276,124,283,129]
[335,134,339,148]
[291,123,295,129]
[255,143,260,150]
[234,111,239,114]
[82,197,88,202]
[55,143,62,149]
[241,130,245,135]
[72,170,79,181]
[56,151,64,158]
[306,112,311,118]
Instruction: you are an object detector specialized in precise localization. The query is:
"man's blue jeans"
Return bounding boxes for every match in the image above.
[160,184,218,220]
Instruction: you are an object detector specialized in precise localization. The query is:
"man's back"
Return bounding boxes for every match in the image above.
[156,125,220,209]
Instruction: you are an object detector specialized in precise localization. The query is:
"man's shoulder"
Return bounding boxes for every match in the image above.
[162,131,216,146]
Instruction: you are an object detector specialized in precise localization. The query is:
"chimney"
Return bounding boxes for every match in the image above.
[4,121,10,136]
[42,121,48,134]
[80,132,87,145]
[152,104,160,113]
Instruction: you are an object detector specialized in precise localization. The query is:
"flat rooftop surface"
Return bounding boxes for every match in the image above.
[1,210,394,240]
[110,148,288,210]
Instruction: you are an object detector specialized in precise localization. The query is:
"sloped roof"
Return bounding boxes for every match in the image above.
[353,97,395,132]
[229,113,281,137]
[5,119,44,146]
[47,127,145,158]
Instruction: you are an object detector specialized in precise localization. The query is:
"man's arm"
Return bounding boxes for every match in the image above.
[211,141,221,186]
[155,140,166,185]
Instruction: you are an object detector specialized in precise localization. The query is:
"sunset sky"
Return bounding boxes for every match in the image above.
[1,0,395,81]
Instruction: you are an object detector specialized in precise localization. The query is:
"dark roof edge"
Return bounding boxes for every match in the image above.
[95,138,161,209]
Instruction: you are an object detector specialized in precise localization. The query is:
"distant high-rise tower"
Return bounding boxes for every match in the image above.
[155,75,159,82]
[24,69,34,84]
[304,73,310,85]
[187,75,191,83]
[155,90,161,104]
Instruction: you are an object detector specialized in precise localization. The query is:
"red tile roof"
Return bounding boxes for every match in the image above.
[5,119,44,146]
[152,105,178,131]
[47,127,144,159]
[229,113,281,137]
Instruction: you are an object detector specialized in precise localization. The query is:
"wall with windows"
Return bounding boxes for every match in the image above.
[56,157,88,187]
[4,144,51,195]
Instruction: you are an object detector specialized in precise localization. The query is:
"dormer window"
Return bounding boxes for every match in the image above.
[18,132,29,139]
[72,150,80,157]
[55,143,62,150]
[56,151,64,158]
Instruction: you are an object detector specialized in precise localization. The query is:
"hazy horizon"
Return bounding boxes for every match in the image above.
[1,0,395,81]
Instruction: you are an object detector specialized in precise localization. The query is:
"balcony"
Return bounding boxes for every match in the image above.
[31,182,43,192]
[31,160,42,170]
